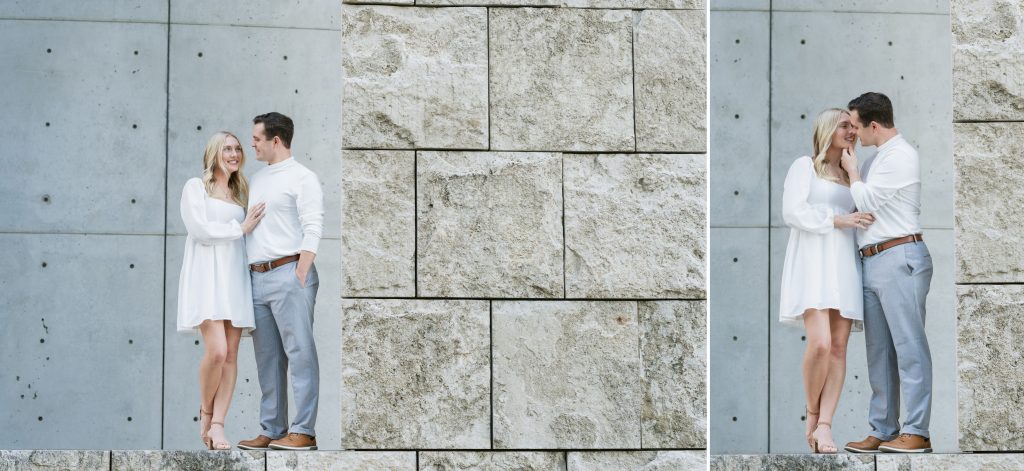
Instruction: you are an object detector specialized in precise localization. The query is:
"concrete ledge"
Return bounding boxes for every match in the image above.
[712,454,1024,470]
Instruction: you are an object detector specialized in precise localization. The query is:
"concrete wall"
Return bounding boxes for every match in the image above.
[952,0,1024,452]
[340,0,707,463]
[709,0,955,453]
[0,0,342,449]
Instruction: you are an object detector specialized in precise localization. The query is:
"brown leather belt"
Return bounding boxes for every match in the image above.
[249,254,300,273]
[860,234,923,258]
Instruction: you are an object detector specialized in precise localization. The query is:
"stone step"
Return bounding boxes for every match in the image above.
[0,450,706,470]
[711,453,1024,470]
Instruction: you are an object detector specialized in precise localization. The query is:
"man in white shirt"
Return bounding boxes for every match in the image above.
[840,93,934,454]
[237,112,324,451]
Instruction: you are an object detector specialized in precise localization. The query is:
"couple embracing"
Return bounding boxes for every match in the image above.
[175,112,323,451]
[780,92,934,454]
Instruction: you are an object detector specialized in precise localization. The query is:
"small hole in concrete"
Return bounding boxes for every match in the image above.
[132,124,137,129]
[734,114,740,119]
[195,340,200,345]
[134,50,139,55]
[127,417,132,422]
[801,335,806,341]
[295,89,299,94]
[900,75,904,80]
[40,339,44,344]
[800,114,806,119]
[38,416,43,421]
[130,264,135,269]
[733,257,738,262]
[45,122,50,127]
[735,39,740,44]
[800,39,806,44]
[20,395,24,399]
[131,198,136,204]
[283,55,288,60]
[41,262,47,268]
[732,417,737,422]
[733,190,739,196]
[46,48,52,53]
[197,52,203,58]
[129,339,133,344]
[732,336,738,341]
[197,125,202,131]
[888,41,893,46]
[193,416,199,422]
[42,195,50,203]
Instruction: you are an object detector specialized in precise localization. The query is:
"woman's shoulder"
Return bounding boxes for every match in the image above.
[182,178,206,196]
[787,156,814,173]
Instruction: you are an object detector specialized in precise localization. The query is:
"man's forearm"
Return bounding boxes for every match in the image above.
[297,250,316,273]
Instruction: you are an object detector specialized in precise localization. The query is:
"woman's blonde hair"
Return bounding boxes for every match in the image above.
[201,131,249,206]
[811,108,851,184]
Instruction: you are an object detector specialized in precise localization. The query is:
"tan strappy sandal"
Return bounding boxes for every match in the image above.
[208,421,231,450]
[199,408,213,450]
[812,422,837,454]
[805,407,820,452]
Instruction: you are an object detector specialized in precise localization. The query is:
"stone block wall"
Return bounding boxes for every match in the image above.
[341,0,707,465]
[952,0,1024,452]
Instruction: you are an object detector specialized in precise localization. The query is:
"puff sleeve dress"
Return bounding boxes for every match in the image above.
[778,156,864,331]
[176,178,255,334]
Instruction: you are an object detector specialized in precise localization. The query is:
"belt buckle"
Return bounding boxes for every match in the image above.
[255,261,269,272]
[870,243,882,257]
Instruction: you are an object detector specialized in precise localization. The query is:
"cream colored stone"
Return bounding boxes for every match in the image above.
[341,299,490,449]
[418,0,702,7]
[267,451,415,470]
[878,454,1024,471]
[709,454,874,471]
[635,10,707,152]
[493,301,642,449]
[0,451,110,470]
[568,451,705,471]
[565,154,706,298]
[342,5,488,149]
[420,452,565,470]
[952,0,1024,120]
[111,451,263,470]
[417,151,563,298]
[489,8,634,151]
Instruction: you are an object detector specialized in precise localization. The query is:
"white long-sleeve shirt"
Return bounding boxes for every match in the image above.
[851,134,922,248]
[246,157,324,264]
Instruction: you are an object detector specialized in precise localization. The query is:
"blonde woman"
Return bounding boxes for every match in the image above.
[779,108,874,453]
[177,131,265,449]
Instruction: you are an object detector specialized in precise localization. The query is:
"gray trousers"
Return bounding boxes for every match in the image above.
[251,260,319,438]
[862,240,933,440]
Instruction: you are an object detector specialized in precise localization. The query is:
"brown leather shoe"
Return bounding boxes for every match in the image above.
[269,433,317,450]
[879,434,932,453]
[236,434,274,450]
[844,435,883,453]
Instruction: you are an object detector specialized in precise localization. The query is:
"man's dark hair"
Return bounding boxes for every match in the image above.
[253,112,294,149]
[848,92,894,128]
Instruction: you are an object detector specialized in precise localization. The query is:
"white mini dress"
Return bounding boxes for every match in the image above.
[778,156,864,331]
[176,178,255,334]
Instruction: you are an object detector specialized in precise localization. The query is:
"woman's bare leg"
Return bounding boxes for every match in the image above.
[812,309,853,453]
[208,321,242,450]
[198,320,228,447]
[802,308,832,449]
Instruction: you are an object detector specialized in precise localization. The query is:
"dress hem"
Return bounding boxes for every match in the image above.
[779,306,864,332]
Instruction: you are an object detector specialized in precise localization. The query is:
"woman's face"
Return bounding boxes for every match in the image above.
[831,113,856,150]
[218,135,243,176]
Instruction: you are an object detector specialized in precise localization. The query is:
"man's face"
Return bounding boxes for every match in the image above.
[849,109,875,147]
[252,123,273,162]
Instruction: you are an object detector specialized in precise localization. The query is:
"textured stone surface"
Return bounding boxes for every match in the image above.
[342,5,488,149]
[565,153,706,298]
[417,151,563,298]
[568,451,705,471]
[490,8,634,151]
[709,454,874,471]
[420,452,565,470]
[954,123,1024,283]
[493,301,642,449]
[957,285,1024,451]
[0,451,110,470]
[341,150,415,296]
[418,0,702,7]
[341,299,490,449]
[111,451,263,470]
[640,301,707,448]
[635,9,706,152]
[267,451,416,470]
[878,454,1024,471]
[952,0,1024,120]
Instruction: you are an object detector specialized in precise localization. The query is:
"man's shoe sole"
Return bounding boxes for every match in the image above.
[268,444,318,451]
[878,446,932,453]
[236,444,271,451]
[843,446,880,454]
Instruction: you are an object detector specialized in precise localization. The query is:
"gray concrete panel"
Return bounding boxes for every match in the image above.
[710,0,769,11]
[0,234,164,449]
[0,20,168,234]
[0,1,167,22]
[166,24,341,238]
[768,11,953,229]
[171,0,340,30]
[772,1,949,14]
[709,228,769,454]
[766,227,956,452]
[710,11,770,227]
[162,236,342,449]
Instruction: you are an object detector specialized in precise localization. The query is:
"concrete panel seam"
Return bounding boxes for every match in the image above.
[169,21,340,31]
[161,0,171,449]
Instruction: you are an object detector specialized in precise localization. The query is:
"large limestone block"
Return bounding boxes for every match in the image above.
[341,150,415,296]
[493,301,642,449]
[418,0,702,7]
[565,154,706,298]
[957,285,1024,451]
[568,451,706,471]
[954,123,1024,283]
[417,151,563,298]
[341,299,490,449]
[489,8,634,152]
[952,0,1024,120]
[420,452,565,470]
[267,451,416,470]
[878,454,1024,471]
[0,451,109,470]
[342,5,488,149]
[640,301,707,448]
[709,454,874,471]
[635,10,707,152]
[111,451,263,470]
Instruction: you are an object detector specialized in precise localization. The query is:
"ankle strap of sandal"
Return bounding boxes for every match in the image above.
[817,422,831,428]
